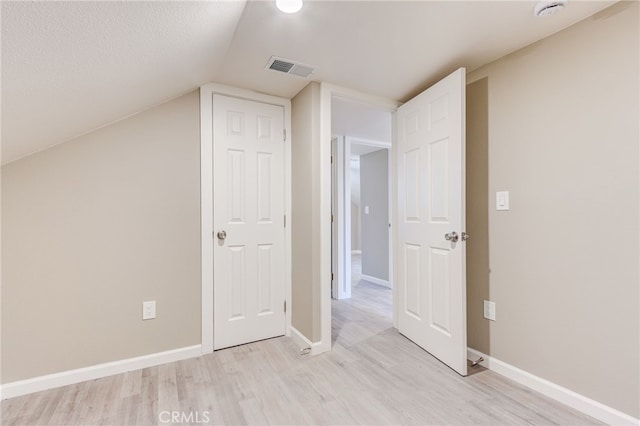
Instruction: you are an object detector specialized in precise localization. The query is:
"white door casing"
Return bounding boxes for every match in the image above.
[331,137,338,299]
[331,135,351,300]
[212,94,286,350]
[396,68,467,375]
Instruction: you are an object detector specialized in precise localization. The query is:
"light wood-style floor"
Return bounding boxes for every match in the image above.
[2,254,600,425]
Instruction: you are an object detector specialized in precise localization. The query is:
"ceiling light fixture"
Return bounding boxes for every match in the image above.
[276,0,303,14]
[534,1,566,17]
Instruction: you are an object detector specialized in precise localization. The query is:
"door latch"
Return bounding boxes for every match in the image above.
[445,232,459,242]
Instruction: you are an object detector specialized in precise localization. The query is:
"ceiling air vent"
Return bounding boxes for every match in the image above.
[266,56,315,79]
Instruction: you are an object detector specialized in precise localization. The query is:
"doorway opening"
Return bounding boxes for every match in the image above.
[321,69,468,375]
[330,96,394,346]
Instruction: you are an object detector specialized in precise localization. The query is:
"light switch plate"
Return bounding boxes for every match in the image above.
[496,191,509,211]
[364,206,370,215]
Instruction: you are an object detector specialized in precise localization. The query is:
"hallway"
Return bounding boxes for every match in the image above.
[332,252,392,347]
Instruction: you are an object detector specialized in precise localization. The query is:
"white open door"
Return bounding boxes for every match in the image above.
[396,68,467,375]
[213,94,286,350]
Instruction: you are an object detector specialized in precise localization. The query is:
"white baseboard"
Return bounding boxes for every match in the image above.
[467,348,639,426]
[360,273,391,289]
[1,345,202,400]
[289,326,324,355]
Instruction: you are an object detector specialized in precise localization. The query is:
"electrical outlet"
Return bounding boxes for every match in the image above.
[142,300,156,320]
[483,300,496,321]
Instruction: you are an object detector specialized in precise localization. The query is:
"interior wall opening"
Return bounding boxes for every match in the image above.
[330,96,394,346]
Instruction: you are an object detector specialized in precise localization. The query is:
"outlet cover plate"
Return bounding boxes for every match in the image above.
[483,300,496,321]
[143,300,156,320]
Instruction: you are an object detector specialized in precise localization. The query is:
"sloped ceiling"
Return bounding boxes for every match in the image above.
[1,0,616,165]
[1,1,247,163]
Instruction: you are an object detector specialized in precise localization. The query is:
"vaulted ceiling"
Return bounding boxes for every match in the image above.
[1,0,616,164]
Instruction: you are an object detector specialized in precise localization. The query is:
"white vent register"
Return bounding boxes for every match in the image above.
[266,56,314,78]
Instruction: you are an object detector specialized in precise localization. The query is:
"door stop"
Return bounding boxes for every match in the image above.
[470,356,484,367]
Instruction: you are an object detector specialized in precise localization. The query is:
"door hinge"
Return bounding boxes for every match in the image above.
[284,300,287,313]
[331,272,334,281]
[283,129,286,141]
[331,155,334,164]
[331,214,334,223]
[284,215,287,228]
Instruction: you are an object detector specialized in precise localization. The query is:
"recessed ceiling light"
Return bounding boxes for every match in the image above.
[276,0,303,14]
[534,1,566,17]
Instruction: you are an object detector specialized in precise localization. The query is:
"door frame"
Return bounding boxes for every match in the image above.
[331,136,348,299]
[319,84,400,353]
[200,83,292,355]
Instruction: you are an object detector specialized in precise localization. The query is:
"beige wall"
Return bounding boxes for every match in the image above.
[467,1,639,417]
[360,149,389,281]
[465,77,490,355]
[291,82,322,342]
[351,201,360,251]
[1,90,201,383]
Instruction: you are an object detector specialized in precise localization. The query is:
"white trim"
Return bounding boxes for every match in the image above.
[289,326,323,355]
[332,135,350,300]
[0,345,201,400]
[331,136,337,299]
[200,87,214,354]
[342,136,351,299]
[200,83,292,355]
[360,273,391,289]
[348,136,392,149]
[389,120,398,329]
[342,133,353,299]
[467,348,640,426]
[331,136,350,300]
[320,82,400,355]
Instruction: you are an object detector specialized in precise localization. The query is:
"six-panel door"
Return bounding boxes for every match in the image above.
[213,94,286,350]
[396,68,467,376]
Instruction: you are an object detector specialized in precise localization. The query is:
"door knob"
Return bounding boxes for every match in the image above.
[217,230,227,240]
[445,232,459,242]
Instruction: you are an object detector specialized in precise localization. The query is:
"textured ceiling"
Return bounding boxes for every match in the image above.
[1,0,616,165]
[1,1,247,163]
[220,0,615,101]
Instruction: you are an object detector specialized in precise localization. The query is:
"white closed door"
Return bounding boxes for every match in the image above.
[213,94,286,350]
[396,68,467,375]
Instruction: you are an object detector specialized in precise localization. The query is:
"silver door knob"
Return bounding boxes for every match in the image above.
[445,232,459,242]
[217,230,227,240]
[462,232,470,241]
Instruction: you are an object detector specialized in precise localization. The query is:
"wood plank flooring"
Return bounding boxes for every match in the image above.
[1,254,601,425]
